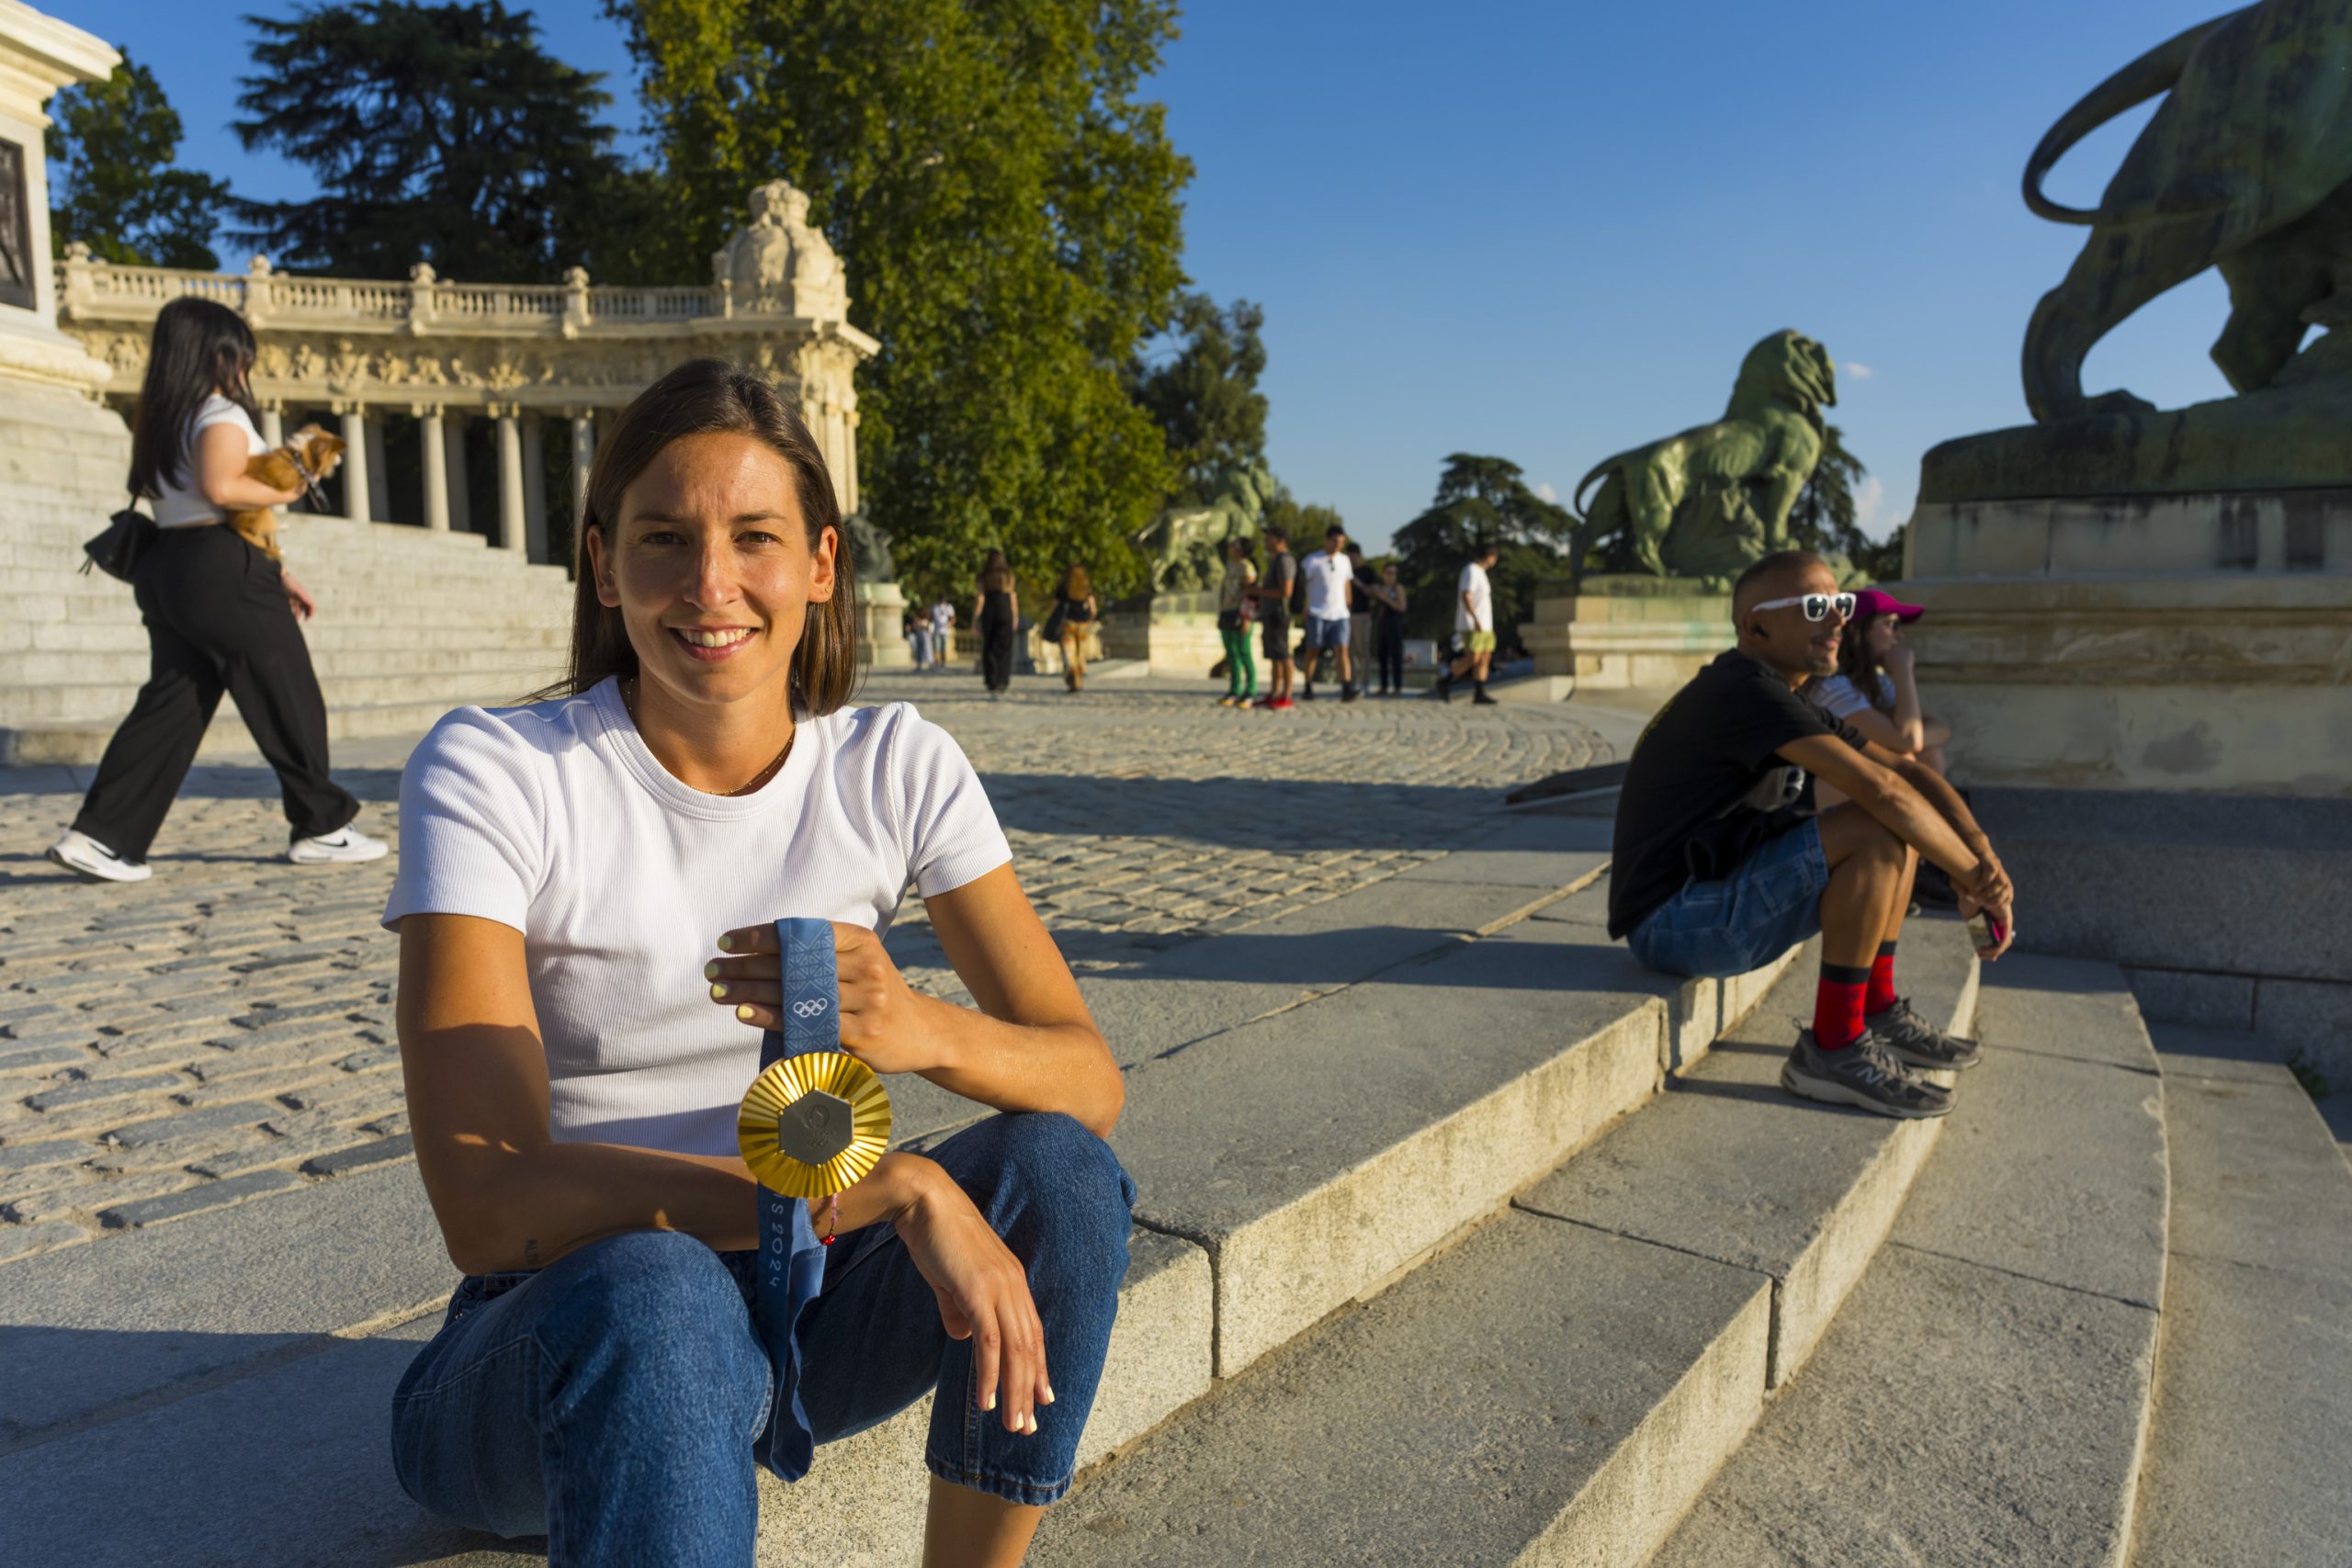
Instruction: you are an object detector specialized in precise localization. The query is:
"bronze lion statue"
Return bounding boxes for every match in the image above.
[2021,0,2352,422]
[1570,330,1838,586]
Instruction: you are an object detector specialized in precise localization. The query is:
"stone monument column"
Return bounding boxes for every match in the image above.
[494,406,526,553]
[417,406,450,532]
[0,11,115,398]
[338,405,371,521]
[570,412,594,525]
[520,414,548,563]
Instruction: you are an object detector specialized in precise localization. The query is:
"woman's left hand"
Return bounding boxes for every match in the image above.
[707,920,947,1075]
[282,571,317,621]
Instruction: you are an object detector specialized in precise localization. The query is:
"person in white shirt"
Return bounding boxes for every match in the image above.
[382,358,1131,1564]
[1296,522,1360,702]
[47,297,385,885]
[1434,539,1500,705]
[929,595,956,670]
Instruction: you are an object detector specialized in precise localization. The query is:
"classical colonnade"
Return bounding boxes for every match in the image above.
[56,184,875,568]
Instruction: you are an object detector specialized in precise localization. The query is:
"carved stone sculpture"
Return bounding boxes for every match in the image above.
[1569,331,1838,587]
[1130,457,1280,592]
[714,179,848,321]
[841,511,894,582]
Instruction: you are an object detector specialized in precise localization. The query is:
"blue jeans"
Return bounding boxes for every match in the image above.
[1627,818,1829,979]
[390,1112,1135,1565]
[1303,615,1350,651]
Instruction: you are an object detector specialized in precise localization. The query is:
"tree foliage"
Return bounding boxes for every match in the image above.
[1393,454,1575,646]
[47,51,232,268]
[1127,293,1267,507]
[232,1,640,282]
[611,0,1192,604]
[1789,423,1906,580]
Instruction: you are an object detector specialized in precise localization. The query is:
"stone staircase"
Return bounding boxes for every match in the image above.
[3,806,2342,1566]
[0,392,571,766]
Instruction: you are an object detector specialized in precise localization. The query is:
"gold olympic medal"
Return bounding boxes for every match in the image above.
[738,1052,892,1199]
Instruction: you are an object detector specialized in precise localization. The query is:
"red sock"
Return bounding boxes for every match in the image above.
[1865,941,1898,1016]
[1814,964,1871,1051]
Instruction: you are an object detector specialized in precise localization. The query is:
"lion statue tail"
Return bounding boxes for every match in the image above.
[2023,12,2225,224]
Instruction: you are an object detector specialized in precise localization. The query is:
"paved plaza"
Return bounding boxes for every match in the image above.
[0,671,1634,1265]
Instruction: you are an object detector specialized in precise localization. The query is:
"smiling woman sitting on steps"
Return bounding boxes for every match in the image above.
[382,358,1131,1568]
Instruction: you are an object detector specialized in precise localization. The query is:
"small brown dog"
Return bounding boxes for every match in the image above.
[225,423,345,560]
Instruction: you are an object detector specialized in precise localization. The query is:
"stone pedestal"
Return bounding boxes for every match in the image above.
[1101,592,1225,677]
[1525,579,1731,691]
[856,581,913,669]
[1902,529,2350,797]
[1905,487,2351,796]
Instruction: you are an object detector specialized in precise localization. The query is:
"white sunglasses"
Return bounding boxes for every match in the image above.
[1751,592,1856,623]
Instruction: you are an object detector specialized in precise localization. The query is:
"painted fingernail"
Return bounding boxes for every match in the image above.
[704,961,719,981]
[1042,1384,1056,1404]
[710,983,729,1000]
[736,1005,755,1021]
[718,934,734,952]
[1025,1413,1039,1435]
[982,1390,997,1412]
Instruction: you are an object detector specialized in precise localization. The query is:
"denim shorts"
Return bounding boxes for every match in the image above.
[1627,817,1828,978]
[1304,615,1350,650]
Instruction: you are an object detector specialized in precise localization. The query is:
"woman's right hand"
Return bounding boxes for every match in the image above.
[268,484,307,508]
[891,1163,1051,1436]
[1883,641,1917,681]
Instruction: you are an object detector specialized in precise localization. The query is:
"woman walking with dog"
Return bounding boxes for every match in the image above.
[46,297,385,883]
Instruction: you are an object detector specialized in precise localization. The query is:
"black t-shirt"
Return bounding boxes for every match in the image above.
[1607,649,1866,938]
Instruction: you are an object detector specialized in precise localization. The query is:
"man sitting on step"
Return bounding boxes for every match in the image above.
[1606,550,2015,1119]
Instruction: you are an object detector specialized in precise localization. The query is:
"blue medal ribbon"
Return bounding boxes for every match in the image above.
[753,916,838,1482]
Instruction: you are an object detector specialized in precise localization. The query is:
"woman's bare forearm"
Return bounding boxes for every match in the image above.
[427,1136,758,1274]
[908,993,1123,1136]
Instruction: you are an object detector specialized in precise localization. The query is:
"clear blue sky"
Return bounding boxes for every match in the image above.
[69,0,2241,552]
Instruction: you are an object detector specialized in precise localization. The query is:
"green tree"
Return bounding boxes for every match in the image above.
[1392,454,1575,646]
[611,0,1192,602]
[1128,293,1267,506]
[47,51,232,268]
[232,1,640,282]
[1789,422,1867,559]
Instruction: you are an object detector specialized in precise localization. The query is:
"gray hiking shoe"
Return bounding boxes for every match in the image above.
[1781,1028,1953,1120]
[1870,997,1983,1072]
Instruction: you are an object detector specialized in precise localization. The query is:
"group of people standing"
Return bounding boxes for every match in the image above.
[902,556,1099,698]
[1215,523,1498,711]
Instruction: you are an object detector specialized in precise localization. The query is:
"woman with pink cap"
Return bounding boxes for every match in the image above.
[1810,587,1951,776]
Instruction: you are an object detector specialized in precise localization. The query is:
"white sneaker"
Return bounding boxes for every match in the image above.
[47,829,153,883]
[287,825,389,865]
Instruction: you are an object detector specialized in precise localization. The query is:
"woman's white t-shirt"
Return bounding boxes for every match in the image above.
[153,395,267,528]
[1810,671,1897,719]
[380,679,1012,1157]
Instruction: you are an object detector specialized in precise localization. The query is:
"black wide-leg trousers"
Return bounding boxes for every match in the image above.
[73,524,357,863]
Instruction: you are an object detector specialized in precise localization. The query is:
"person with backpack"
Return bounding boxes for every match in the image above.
[1246,526,1298,711]
[1046,564,1098,694]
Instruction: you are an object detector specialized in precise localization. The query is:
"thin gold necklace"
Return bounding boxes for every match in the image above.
[621,678,794,797]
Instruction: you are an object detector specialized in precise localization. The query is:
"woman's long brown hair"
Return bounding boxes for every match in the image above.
[532,358,860,715]
[1836,612,1899,716]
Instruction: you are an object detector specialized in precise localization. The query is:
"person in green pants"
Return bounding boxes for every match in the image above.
[1216,534,1259,707]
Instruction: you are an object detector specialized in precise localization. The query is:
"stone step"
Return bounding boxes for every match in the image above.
[1,691,554,765]
[0,643,572,690]
[1022,919,1979,1566]
[1,667,562,725]
[2129,1023,2352,1568]
[3,618,571,656]
[1651,952,2167,1568]
[0,812,1671,1566]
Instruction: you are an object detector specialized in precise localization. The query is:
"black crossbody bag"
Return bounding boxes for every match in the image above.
[81,503,157,583]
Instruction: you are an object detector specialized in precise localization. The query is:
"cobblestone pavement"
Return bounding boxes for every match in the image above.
[0,672,1611,1263]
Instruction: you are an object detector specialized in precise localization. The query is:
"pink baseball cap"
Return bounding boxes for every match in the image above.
[1851,587,1924,623]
